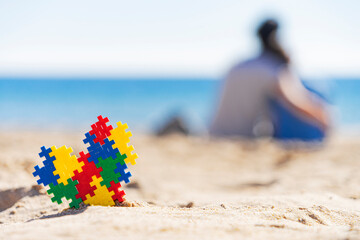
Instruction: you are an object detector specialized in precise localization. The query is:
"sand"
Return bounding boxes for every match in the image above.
[0,132,360,239]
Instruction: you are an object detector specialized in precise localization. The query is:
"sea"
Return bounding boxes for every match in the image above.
[0,77,359,134]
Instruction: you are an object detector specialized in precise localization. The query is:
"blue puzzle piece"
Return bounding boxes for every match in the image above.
[83,132,96,146]
[39,146,56,166]
[84,132,119,164]
[114,161,132,184]
[102,138,119,160]
[33,164,60,186]
[87,142,103,164]
[34,146,59,186]
[84,132,103,164]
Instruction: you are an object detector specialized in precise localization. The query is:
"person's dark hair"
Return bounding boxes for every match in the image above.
[257,19,290,64]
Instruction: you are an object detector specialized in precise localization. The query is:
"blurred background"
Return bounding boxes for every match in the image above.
[0,0,359,135]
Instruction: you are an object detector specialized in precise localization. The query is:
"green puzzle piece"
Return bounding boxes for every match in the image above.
[47,178,82,209]
[96,152,127,188]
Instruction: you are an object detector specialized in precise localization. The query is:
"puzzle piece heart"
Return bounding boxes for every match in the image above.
[33,115,137,208]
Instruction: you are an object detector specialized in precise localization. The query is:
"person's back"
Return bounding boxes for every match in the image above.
[210,52,284,137]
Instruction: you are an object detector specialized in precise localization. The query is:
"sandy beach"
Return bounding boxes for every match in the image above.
[0,132,360,239]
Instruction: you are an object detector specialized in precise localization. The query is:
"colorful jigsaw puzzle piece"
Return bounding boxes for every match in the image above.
[33,115,137,208]
[101,138,119,160]
[39,146,56,166]
[108,181,125,203]
[83,132,103,164]
[47,178,83,209]
[108,121,138,165]
[89,115,113,145]
[84,176,115,206]
[33,146,60,186]
[50,146,85,185]
[33,164,60,186]
[83,132,119,164]
[71,151,103,201]
[114,160,132,184]
[95,151,127,188]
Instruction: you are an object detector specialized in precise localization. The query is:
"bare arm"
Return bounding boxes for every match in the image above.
[276,68,330,131]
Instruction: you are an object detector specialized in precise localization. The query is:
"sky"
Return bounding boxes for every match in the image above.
[0,0,359,79]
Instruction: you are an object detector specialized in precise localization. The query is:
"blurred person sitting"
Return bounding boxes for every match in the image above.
[210,19,330,141]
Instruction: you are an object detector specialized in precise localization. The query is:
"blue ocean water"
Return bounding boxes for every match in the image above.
[0,78,359,133]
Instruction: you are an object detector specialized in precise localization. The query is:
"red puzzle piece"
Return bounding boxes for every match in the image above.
[108,181,125,202]
[72,151,103,201]
[89,115,113,145]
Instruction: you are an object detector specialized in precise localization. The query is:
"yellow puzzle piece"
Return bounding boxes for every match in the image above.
[108,121,138,165]
[84,176,115,206]
[50,145,84,185]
